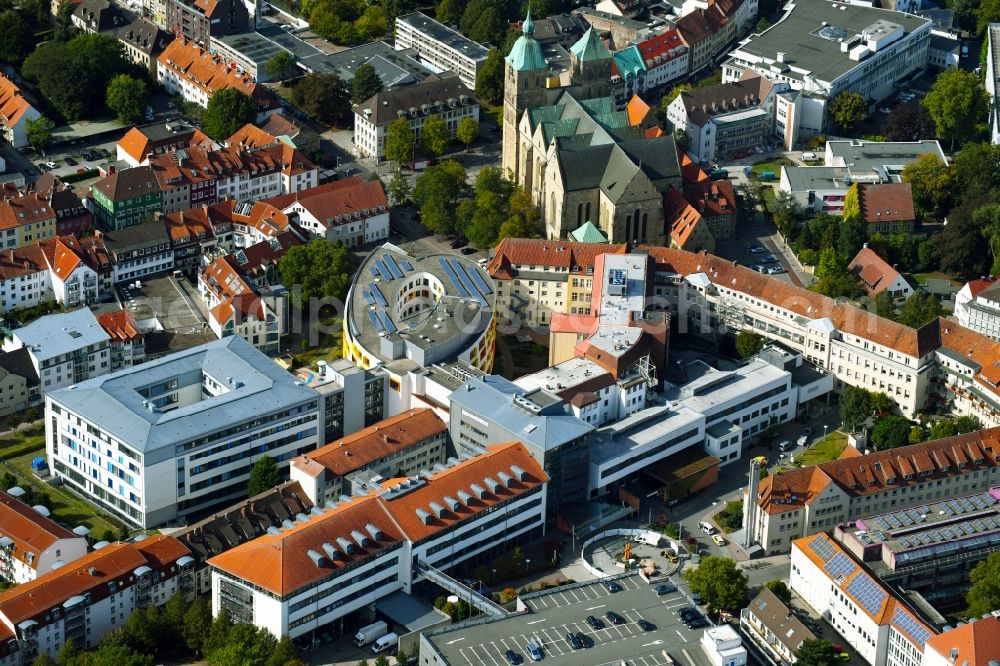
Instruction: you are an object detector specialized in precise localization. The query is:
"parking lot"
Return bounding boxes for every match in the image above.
[428,575,716,666]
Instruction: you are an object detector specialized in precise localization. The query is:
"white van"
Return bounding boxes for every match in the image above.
[699,521,716,535]
[801,151,817,161]
[371,632,398,654]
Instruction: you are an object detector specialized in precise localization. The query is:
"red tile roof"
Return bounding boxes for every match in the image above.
[665,189,705,249]
[209,442,546,596]
[293,409,447,478]
[636,28,687,66]
[965,277,999,299]
[0,536,189,624]
[925,616,1000,665]
[0,192,57,231]
[0,244,48,281]
[487,238,629,281]
[848,247,904,297]
[758,428,1000,514]
[227,123,279,150]
[0,73,36,129]
[0,490,79,570]
[96,309,142,342]
[157,38,276,110]
[858,183,915,225]
[266,177,388,229]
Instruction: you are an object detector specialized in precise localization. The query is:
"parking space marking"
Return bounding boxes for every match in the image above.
[527,619,545,625]
[586,604,605,611]
[681,647,696,666]
[558,592,572,605]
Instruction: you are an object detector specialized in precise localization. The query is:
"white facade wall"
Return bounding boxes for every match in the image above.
[645,52,689,89]
[112,250,174,283]
[0,535,89,585]
[394,18,485,89]
[288,206,389,248]
[789,544,887,665]
[954,285,1000,342]
[0,270,52,313]
[3,106,41,150]
[51,265,100,308]
[354,105,480,161]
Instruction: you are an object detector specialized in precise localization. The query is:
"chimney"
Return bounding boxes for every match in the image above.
[107,164,116,175]
[776,51,785,62]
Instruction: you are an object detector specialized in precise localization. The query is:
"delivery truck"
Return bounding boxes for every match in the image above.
[353,621,388,647]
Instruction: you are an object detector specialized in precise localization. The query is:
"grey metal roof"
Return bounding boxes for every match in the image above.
[48,336,318,463]
[356,74,478,127]
[449,376,593,451]
[826,139,947,173]
[11,309,109,363]
[780,165,849,191]
[730,0,930,85]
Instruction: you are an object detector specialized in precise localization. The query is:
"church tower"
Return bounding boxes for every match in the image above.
[569,27,613,99]
[502,11,549,184]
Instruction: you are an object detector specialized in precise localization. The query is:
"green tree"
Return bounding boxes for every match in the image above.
[278,239,354,303]
[795,639,841,666]
[764,579,791,604]
[56,640,81,666]
[374,657,390,666]
[908,426,926,444]
[203,609,234,659]
[828,91,868,132]
[247,455,280,497]
[896,291,941,328]
[950,142,1000,207]
[421,115,451,157]
[385,117,415,166]
[202,88,257,140]
[682,556,748,612]
[265,51,297,80]
[475,49,504,102]
[388,170,412,204]
[735,331,765,359]
[930,419,958,440]
[811,247,861,299]
[923,68,989,149]
[356,5,390,39]
[460,0,513,44]
[838,216,868,260]
[394,646,409,665]
[901,153,952,221]
[25,116,55,152]
[33,653,55,666]
[183,597,213,654]
[955,415,982,434]
[351,62,384,105]
[874,290,895,319]
[436,0,466,24]
[0,10,34,64]
[498,188,542,240]
[457,115,480,151]
[939,204,991,276]
[22,41,87,120]
[52,0,77,41]
[840,385,872,432]
[292,72,351,125]
[883,101,935,142]
[967,551,1000,615]
[413,160,468,234]
[105,74,148,124]
[871,415,913,450]
[661,82,693,111]
[755,17,772,31]
[842,182,861,222]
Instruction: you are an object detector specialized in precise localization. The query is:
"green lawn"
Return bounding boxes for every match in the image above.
[291,316,344,368]
[1,437,123,537]
[912,272,961,287]
[751,157,793,175]
[796,431,848,466]
[761,187,779,213]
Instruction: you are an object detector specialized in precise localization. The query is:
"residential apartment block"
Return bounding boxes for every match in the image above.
[2,308,111,397]
[857,182,916,234]
[790,533,936,666]
[0,490,88,584]
[954,277,1000,342]
[267,177,389,247]
[116,121,214,168]
[45,336,322,528]
[157,38,278,121]
[118,17,174,77]
[290,408,448,503]
[0,237,110,315]
[635,29,689,90]
[96,309,145,371]
[0,73,40,149]
[394,12,488,89]
[0,349,38,416]
[89,166,163,231]
[101,221,174,284]
[353,75,479,161]
[208,442,547,638]
[740,588,817,665]
[724,0,931,116]
[0,536,193,662]
[164,0,247,45]
[745,429,1000,555]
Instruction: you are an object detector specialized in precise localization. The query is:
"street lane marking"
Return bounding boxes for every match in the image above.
[446,637,466,644]
[527,619,545,625]
[585,604,605,610]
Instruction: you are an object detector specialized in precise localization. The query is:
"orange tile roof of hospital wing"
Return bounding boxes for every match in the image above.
[209,442,546,597]
[925,616,1000,665]
[0,490,78,569]
[293,408,446,478]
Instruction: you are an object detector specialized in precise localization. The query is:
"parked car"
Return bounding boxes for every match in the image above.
[64,157,77,166]
[691,593,703,605]
[797,428,813,446]
[778,440,794,452]
[527,642,543,661]
[655,584,676,595]
[748,244,767,253]
[677,607,697,620]
[604,580,621,593]
[574,632,592,648]
[450,239,467,249]
[767,265,786,275]
[606,611,625,625]
[686,617,710,629]
[712,534,727,546]
[566,633,583,650]
[637,619,655,631]
[585,615,604,630]
[461,247,477,255]
[505,649,523,665]
[44,161,57,169]
[752,264,767,273]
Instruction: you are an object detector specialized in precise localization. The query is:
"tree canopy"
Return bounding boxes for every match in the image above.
[828,91,868,132]
[871,415,913,450]
[201,88,257,140]
[902,153,952,221]
[0,10,34,64]
[420,115,451,157]
[735,331,765,359]
[307,0,390,44]
[105,74,149,124]
[840,385,872,432]
[967,551,1000,616]
[351,62,384,105]
[292,72,351,126]
[457,115,480,150]
[681,556,748,612]
[278,239,353,305]
[923,67,989,149]
[265,51,297,81]
[764,579,791,604]
[26,116,55,152]
[795,639,841,666]
[385,117,415,166]
[475,49,504,102]
[413,160,469,234]
[896,291,941,328]
[882,102,935,142]
[247,455,281,497]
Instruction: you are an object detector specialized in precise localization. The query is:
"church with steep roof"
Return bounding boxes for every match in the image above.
[501,13,681,244]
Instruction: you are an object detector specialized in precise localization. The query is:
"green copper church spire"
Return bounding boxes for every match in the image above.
[505,9,547,72]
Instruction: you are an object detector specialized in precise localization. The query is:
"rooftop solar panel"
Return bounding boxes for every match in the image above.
[985,494,998,505]
[380,312,397,334]
[374,259,389,279]
[370,284,387,307]
[846,574,887,616]
[367,311,383,332]
[368,267,379,277]
[401,261,413,272]
[825,552,858,579]
[941,504,953,516]
[449,259,482,304]
[892,607,933,646]
[384,255,403,279]
[809,534,835,562]
[362,291,375,305]
[439,258,471,299]
[465,264,493,297]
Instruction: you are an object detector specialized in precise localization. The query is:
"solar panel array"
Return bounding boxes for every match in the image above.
[825,552,858,579]
[383,254,403,279]
[845,574,887,615]
[401,261,414,271]
[809,534,835,562]
[370,284,387,307]
[368,311,383,332]
[892,607,933,646]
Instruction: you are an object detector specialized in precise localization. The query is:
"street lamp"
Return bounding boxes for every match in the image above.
[492,569,497,584]
[526,558,531,572]
[823,424,829,440]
